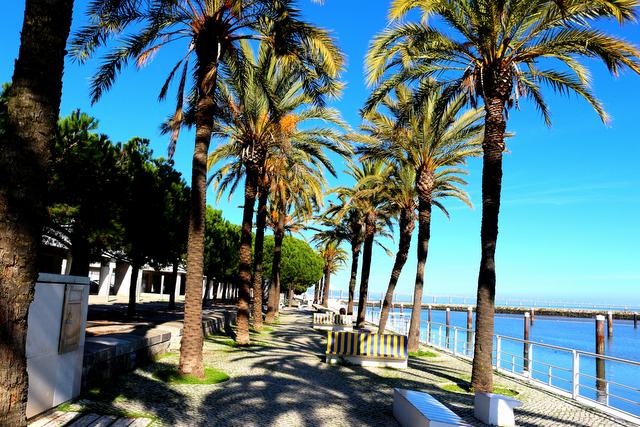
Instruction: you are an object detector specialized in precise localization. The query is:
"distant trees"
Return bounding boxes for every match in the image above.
[262,236,324,305]
[48,110,122,277]
[204,207,241,302]
[46,110,190,315]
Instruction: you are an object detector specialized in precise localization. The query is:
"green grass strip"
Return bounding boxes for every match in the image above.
[152,365,229,385]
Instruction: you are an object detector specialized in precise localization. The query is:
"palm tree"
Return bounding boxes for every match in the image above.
[367,0,640,390]
[0,0,73,424]
[317,241,349,305]
[355,163,417,334]
[335,159,394,328]
[360,85,483,350]
[314,207,364,314]
[208,41,346,341]
[261,143,329,319]
[73,0,343,366]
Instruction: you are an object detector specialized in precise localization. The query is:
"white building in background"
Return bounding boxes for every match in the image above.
[39,238,236,303]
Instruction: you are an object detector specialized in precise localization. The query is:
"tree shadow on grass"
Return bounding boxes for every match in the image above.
[71,359,190,425]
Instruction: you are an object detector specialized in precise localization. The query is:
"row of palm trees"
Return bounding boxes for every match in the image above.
[61,0,640,398]
[2,1,639,423]
[71,0,346,378]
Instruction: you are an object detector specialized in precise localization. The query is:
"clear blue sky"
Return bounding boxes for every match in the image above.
[2,1,639,304]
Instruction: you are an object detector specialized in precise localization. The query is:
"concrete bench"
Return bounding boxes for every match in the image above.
[474,392,522,427]
[393,389,470,427]
[325,331,407,368]
[312,313,353,331]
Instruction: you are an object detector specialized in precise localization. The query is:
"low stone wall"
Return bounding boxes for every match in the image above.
[81,309,237,391]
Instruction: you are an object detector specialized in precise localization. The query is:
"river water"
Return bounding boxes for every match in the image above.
[361,306,640,417]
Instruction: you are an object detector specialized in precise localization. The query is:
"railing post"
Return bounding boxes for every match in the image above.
[438,325,443,348]
[453,329,458,356]
[445,307,451,348]
[572,350,580,399]
[523,312,531,375]
[596,315,606,400]
[496,336,502,370]
[466,306,473,356]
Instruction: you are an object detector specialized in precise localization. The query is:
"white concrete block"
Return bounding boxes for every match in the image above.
[26,274,89,419]
[474,392,522,426]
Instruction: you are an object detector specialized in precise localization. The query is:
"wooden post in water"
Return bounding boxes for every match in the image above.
[607,311,613,338]
[523,312,531,375]
[466,306,473,355]
[596,315,606,400]
[445,308,451,348]
[634,312,638,329]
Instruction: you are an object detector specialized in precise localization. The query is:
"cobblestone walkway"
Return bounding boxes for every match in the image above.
[67,308,635,426]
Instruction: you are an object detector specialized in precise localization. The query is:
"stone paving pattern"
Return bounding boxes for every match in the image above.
[60,308,635,426]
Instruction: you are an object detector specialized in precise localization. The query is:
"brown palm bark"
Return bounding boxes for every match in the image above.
[408,198,432,352]
[265,212,285,323]
[346,238,362,315]
[321,264,331,307]
[167,260,179,310]
[236,168,259,344]
[313,277,321,305]
[179,52,219,376]
[356,211,377,328]
[251,186,268,329]
[471,91,508,393]
[0,1,73,424]
[379,208,415,334]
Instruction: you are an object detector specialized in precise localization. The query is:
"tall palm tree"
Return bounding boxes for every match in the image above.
[208,41,346,341]
[335,159,394,328]
[314,207,364,314]
[360,85,483,350]
[317,241,349,305]
[0,0,73,424]
[354,163,417,334]
[367,0,640,390]
[73,0,343,362]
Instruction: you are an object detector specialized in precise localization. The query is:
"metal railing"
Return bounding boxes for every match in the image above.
[364,308,640,423]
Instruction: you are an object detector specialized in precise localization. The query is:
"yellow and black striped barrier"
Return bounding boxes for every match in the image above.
[326,331,408,361]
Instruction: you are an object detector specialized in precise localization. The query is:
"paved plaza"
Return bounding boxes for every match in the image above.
[31,308,635,426]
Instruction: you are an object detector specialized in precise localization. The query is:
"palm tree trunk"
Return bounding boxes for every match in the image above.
[179,62,219,377]
[265,212,285,323]
[379,208,415,334]
[0,2,73,424]
[313,277,321,304]
[356,211,377,329]
[127,261,141,316]
[346,240,361,315]
[321,265,331,307]
[471,96,506,393]
[408,200,432,352]
[251,186,268,329]
[168,260,179,310]
[236,168,259,344]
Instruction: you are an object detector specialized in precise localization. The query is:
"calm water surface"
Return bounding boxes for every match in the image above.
[360,306,640,417]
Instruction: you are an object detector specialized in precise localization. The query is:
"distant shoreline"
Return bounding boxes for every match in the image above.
[348,301,640,320]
